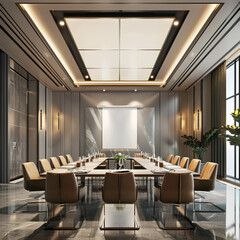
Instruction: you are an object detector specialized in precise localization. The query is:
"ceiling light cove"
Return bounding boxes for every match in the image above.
[65,17,174,82]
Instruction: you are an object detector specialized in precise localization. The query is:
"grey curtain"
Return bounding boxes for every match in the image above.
[211,61,226,178]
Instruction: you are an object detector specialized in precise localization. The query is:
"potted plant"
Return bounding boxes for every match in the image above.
[114,153,127,169]
[181,128,218,160]
[220,108,240,146]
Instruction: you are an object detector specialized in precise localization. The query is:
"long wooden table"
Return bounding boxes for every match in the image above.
[48,157,196,177]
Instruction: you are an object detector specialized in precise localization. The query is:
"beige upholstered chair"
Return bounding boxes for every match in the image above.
[194,162,218,191]
[188,159,201,173]
[45,171,85,229]
[101,172,139,230]
[165,154,173,163]
[193,162,223,212]
[66,154,74,163]
[59,155,68,166]
[50,157,61,169]
[179,157,189,169]
[22,162,45,191]
[154,172,195,230]
[172,155,180,165]
[39,159,52,173]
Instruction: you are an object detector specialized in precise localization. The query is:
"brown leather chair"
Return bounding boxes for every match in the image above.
[59,155,68,166]
[172,155,180,165]
[22,162,45,191]
[66,154,74,163]
[154,172,195,230]
[165,154,173,163]
[179,157,189,169]
[188,159,201,173]
[101,172,139,230]
[39,159,52,173]
[193,162,223,212]
[45,171,85,229]
[50,157,61,169]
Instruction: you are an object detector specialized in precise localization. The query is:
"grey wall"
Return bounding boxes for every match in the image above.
[38,82,46,159]
[52,92,80,161]
[52,91,188,159]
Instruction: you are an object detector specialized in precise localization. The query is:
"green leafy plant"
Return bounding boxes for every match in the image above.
[114,153,127,168]
[181,128,218,160]
[220,109,240,146]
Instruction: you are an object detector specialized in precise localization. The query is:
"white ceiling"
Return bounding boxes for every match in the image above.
[0,0,239,92]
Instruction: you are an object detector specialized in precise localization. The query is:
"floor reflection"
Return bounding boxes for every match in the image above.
[0,178,239,239]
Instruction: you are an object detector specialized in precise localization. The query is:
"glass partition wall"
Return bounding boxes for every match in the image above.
[226,57,240,180]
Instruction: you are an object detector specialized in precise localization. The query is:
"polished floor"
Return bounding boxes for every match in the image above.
[0,178,239,240]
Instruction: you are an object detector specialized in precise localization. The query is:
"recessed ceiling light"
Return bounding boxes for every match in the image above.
[150,75,154,79]
[59,20,65,26]
[85,75,89,79]
[173,20,179,26]
[134,89,137,92]
[103,89,106,92]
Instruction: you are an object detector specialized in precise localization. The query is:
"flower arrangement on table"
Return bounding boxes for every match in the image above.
[114,153,127,169]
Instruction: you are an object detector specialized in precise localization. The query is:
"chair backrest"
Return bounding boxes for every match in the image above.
[22,162,40,180]
[102,172,136,204]
[22,162,45,191]
[172,155,180,165]
[200,162,218,180]
[179,157,189,169]
[101,153,106,157]
[161,172,194,204]
[134,153,140,157]
[188,159,201,173]
[50,157,61,169]
[165,154,173,163]
[59,155,68,166]
[45,172,78,204]
[39,159,52,172]
[66,154,74,163]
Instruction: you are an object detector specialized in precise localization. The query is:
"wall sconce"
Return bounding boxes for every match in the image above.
[39,109,46,131]
[179,112,183,130]
[194,109,201,131]
[40,109,43,130]
[57,113,60,130]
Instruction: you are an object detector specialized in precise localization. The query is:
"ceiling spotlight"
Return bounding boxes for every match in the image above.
[59,20,65,26]
[85,75,89,79]
[103,89,106,92]
[150,75,154,79]
[134,89,137,92]
[173,20,179,26]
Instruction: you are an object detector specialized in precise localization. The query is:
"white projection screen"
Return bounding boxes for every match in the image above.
[102,108,137,149]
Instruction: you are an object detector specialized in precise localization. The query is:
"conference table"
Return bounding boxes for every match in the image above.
[47,157,197,178]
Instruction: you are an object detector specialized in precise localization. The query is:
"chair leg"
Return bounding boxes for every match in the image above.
[100,203,140,230]
[154,203,195,230]
[193,191,225,212]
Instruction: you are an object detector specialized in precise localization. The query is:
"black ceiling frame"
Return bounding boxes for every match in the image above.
[51,10,188,82]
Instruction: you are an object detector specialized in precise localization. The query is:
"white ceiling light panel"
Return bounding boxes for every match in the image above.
[80,50,119,68]
[88,69,119,81]
[120,18,174,49]
[120,69,152,81]
[65,18,119,49]
[65,17,174,81]
[120,50,159,68]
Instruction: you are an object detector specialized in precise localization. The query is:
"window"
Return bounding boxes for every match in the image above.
[226,57,240,180]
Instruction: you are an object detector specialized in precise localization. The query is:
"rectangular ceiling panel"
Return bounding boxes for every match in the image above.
[65,18,119,49]
[80,50,119,68]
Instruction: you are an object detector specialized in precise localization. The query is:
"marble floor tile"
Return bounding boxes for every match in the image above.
[0,179,239,240]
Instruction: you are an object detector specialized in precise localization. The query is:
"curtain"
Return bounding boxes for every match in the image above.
[211,61,226,178]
